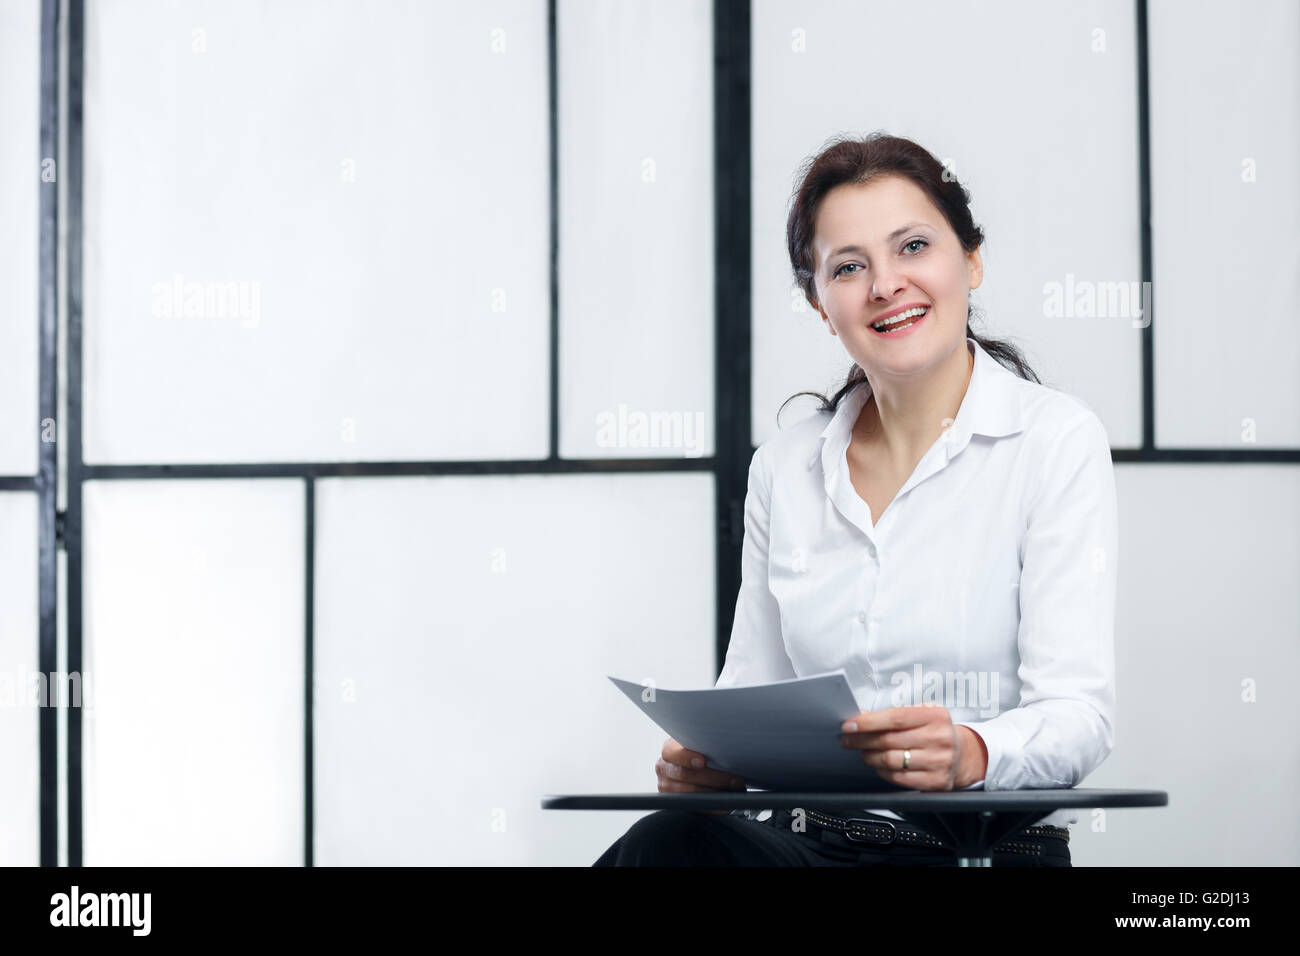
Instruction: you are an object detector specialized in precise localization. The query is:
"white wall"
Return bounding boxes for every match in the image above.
[312,472,715,865]
[1073,464,1299,865]
[1149,0,1300,448]
[82,480,305,865]
[83,0,552,464]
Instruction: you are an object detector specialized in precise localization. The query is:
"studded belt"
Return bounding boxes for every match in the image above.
[780,808,1069,856]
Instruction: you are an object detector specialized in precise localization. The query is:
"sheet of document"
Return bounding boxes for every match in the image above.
[609,670,905,792]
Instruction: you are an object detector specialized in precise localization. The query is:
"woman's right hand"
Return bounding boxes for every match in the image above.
[657,738,747,814]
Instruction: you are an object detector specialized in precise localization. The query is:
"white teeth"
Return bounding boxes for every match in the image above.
[873,306,927,331]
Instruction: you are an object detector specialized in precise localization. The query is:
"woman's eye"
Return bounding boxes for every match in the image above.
[835,240,926,277]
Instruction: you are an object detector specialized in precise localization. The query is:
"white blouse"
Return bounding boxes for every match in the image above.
[716,337,1118,828]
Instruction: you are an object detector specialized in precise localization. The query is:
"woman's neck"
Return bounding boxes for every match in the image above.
[854,343,974,473]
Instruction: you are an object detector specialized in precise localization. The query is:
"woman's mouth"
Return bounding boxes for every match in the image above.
[870,306,928,336]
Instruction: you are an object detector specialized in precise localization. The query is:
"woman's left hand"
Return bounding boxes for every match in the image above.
[839,703,987,791]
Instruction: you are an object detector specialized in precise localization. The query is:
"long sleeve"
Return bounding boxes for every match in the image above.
[952,408,1118,790]
[714,443,796,688]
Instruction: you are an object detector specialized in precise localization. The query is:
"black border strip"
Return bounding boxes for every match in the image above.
[713,0,752,674]
[304,477,314,867]
[37,0,60,869]
[82,459,715,479]
[65,0,84,868]
[548,0,559,461]
[1136,0,1154,451]
[1113,448,1300,462]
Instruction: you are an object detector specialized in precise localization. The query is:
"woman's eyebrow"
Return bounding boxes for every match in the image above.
[828,221,933,260]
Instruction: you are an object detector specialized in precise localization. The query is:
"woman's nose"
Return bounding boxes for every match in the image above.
[872,269,906,299]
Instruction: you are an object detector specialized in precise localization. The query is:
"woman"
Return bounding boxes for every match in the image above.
[595,132,1117,867]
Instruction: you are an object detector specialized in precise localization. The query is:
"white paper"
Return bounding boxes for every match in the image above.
[608,670,906,792]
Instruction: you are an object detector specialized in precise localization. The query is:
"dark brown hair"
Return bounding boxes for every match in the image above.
[779,131,1043,424]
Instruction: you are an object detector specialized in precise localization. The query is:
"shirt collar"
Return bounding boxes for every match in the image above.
[805,337,1025,472]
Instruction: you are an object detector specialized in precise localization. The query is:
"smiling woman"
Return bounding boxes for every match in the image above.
[595,132,1118,868]
[782,132,1042,425]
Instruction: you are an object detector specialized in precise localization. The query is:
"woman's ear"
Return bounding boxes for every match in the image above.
[809,292,837,337]
[819,306,837,338]
[966,246,983,291]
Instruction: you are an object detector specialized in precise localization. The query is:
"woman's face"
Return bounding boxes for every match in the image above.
[810,174,981,377]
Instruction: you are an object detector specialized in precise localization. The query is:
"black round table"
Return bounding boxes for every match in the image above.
[542,788,1168,866]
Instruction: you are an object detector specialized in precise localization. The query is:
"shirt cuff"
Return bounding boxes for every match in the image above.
[953,718,1019,791]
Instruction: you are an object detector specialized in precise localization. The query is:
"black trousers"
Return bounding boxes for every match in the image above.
[593,808,1071,867]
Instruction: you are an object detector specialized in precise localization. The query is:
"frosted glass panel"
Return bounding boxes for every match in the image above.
[83,480,304,865]
[752,0,1141,447]
[0,0,40,475]
[314,473,715,865]
[1071,464,1300,865]
[83,0,550,464]
[0,493,39,865]
[558,0,714,459]
[1150,0,1300,448]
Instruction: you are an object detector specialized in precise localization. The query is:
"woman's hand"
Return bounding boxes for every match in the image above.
[839,703,989,791]
[657,737,747,815]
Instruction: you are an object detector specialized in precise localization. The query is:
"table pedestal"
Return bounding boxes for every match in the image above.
[896,807,1055,865]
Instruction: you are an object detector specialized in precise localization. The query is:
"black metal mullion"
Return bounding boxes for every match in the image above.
[304,477,314,867]
[1112,448,1300,462]
[65,0,85,868]
[712,0,752,675]
[82,459,714,480]
[548,0,559,461]
[1136,0,1154,452]
[37,0,60,868]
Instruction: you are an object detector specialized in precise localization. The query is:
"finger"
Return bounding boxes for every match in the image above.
[658,770,711,793]
[658,745,739,785]
[657,757,745,790]
[656,777,740,796]
[840,728,935,751]
[842,704,941,734]
[662,738,710,771]
[863,747,957,778]
[858,748,928,773]
[656,761,746,793]
[838,710,871,730]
